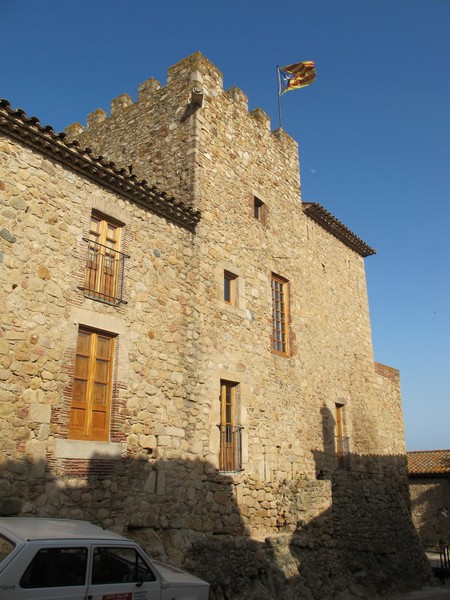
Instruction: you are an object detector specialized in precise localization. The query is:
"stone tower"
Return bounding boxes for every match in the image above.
[67,52,403,474]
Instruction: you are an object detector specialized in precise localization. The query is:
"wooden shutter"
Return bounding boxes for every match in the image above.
[69,328,114,441]
[85,214,122,300]
[220,381,238,471]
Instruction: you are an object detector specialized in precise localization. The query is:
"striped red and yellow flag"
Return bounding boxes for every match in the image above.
[279,61,316,94]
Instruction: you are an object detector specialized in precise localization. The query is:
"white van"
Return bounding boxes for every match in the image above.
[0,518,210,600]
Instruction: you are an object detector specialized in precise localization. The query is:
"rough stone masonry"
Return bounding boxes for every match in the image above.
[0,53,430,598]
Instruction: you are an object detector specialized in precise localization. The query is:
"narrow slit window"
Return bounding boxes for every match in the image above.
[253,197,265,221]
[335,403,349,469]
[224,271,238,305]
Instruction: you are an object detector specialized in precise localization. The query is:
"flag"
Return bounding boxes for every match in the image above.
[278,61,316,95]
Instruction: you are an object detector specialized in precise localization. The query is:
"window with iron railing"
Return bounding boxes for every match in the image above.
[218,424,243,472]
[219,380,243,472]
[81,214,128,305]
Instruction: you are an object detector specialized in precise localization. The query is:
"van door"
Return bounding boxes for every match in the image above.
[86,546,161,600]
[14,546,88,600]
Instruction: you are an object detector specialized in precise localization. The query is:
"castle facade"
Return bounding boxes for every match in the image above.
[0,53,429,598]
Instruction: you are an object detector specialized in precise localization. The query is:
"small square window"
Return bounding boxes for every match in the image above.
[253,197,265,221]
[224,271,238,305]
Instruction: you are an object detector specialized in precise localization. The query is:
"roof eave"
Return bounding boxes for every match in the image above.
[0,100,200,233]
[303,202,376,257]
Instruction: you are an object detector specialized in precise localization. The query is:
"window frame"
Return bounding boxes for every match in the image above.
[253,196,265,222]
[335,403,350,469]
[68,327,116,442]
[271,273,289,356]
[91,546,156,585]
[223,270,238,305]
[20,547,88,588]
[219,380,243,472]
[83,212,126,305]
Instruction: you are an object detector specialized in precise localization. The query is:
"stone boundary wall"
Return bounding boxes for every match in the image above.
[409,477,450,545]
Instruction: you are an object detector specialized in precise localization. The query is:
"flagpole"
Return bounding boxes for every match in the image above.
[276,66,283,129]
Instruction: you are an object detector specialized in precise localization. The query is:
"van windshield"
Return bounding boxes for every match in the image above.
[0,534,15,565]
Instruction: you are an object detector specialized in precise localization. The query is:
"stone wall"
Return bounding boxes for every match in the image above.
[68,52,403,477]
[0,53,430,598]
[0,133,197,511]
[409,478,450,546]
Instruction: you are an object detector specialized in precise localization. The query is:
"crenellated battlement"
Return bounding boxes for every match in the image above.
[138,77,161,101]
[63,53,300,209]
[64,52,294,146]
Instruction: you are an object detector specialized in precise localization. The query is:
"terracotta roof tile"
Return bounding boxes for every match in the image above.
[303,202,376,257]
[0,100,200,232]
[408,450,450,476]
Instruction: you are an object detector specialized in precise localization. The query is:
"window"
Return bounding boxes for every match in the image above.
[271,274,289,355]
[253,196,265,221]
[0,534,15,565]
[69,327,115,442]
[20,548,87,588]
[335,403,349,468]
[224,271,238,305]
[83,213,126,304]
[92,547,155,584]
[219,380,242,472]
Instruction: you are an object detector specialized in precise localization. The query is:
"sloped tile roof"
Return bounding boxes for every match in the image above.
[408,450,450,476]
[303,202,376,257]
[0,100,200,232]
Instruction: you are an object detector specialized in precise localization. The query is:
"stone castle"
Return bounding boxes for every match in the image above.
[0,53,430,598]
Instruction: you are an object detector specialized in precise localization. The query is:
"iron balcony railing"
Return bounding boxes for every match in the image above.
[81,238,128,305]
[335,435,350,469]
[218,425,243,472]
[438,544,450,583]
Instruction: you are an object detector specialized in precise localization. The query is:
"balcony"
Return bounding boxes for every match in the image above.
[81,238,128,305]
[218,425,243,472]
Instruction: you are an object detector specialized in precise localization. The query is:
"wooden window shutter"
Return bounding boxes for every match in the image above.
[69,328,115,441]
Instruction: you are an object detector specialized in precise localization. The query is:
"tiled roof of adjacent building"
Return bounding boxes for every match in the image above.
[408,450,450,476]
[303,202,376,257]
[0,99,201,232]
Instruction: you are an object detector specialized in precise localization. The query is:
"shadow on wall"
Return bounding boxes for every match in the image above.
[312,404,432,596]
[409,477,450,546]
[0,409,432,600]
[408,452,450,546]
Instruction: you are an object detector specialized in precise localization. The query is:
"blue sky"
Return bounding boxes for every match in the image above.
[2,0,449,451]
